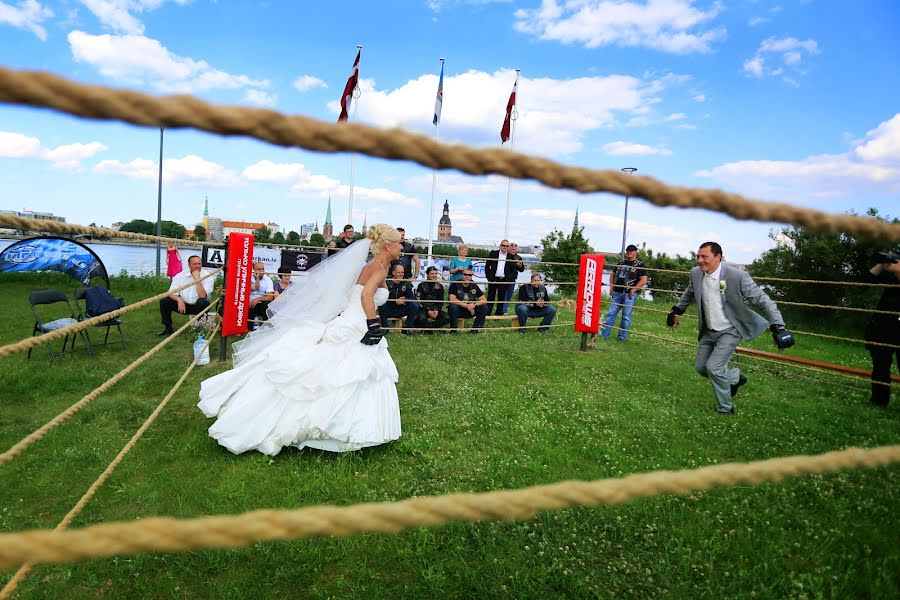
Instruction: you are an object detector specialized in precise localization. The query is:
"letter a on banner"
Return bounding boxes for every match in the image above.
[575,254,604,334]
[222,233,254,337]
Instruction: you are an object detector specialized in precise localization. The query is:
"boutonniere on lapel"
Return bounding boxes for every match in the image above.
[719,280,727,295]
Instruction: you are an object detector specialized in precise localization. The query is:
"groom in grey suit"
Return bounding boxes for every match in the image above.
[668,242,791,414]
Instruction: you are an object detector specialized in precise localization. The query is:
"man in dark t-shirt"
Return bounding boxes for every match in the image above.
[448,269,488,332]
[598,244,648,342]
[378,264,419,333]
[391,227,420,281]
[412,266,450,333]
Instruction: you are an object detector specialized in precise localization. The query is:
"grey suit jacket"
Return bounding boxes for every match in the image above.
[675,262,784,341]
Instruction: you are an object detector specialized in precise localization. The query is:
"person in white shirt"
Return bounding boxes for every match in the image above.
[249,261,276,331]
[158,255,215,335]
[667,242,793,415]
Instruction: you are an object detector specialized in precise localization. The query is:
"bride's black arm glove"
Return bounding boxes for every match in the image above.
[361,318,385,345]
[770,323,795,350]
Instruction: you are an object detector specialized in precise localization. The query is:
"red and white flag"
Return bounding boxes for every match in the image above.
[500,72,518,143]
[338,49,361,123]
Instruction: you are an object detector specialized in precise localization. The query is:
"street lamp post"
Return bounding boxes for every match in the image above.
[155,127,164,276]
[619,167,637,258]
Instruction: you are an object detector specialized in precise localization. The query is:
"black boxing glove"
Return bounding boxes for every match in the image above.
[360,318,385,345]
[667,305,684,327]
[873,251,900,264]
[770,324,795,350]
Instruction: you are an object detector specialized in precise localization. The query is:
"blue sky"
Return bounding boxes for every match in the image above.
[1,0,898,262]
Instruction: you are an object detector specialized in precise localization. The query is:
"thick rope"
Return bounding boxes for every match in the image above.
[0,443,895,571]
[0,268,221,359]
[0,323,220,598]
[0,300,218,467]
[1,67,899,242]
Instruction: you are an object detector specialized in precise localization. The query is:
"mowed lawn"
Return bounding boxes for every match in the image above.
[1,272,898,599]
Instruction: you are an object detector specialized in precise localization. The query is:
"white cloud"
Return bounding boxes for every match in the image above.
[68,30,270,96]
[79,0,191,35]
[695,113,900,199]
[743,36,820,82]
[94,154,243,187]
[602,141,672,156]
[0,0,53,40]
[427,0,511,11]
[243,89,277,107]
[513,0,726,54]
[748,16,769,26]
[692,92,706,102]
[293,75,327,93]
[0,131,106,168]
[328,68,684,157]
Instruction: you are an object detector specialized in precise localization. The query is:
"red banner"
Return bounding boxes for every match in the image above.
[574,254,604,334]
[222,233,254,337]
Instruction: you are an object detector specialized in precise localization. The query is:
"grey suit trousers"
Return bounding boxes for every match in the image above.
[695,327,742,413]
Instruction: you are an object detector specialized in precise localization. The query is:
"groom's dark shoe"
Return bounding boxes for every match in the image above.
[157,327,174,336]
[731,374,748,398]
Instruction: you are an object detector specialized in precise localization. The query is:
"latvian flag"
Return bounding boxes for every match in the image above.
[338,49,361,123]
[500,72,518,143]
[433,60,444,126]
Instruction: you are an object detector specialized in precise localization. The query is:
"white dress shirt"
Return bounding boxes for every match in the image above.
[701,265,732,331]
[168,269,214,305]
[250,274,274,301]
[495,251,507,280]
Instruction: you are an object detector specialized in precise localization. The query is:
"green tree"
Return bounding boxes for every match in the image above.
[287,230,300,244]
[535,227,594,296]
[272,231,286,244]
[193,225,206,241]
[119,219,155,235]
[308,232,325,247]
[253,226,272,243]
[160,220,186,239]
[748,208,897,325]
[634,244,696,302]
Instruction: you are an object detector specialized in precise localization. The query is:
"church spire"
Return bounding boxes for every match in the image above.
[325,196,332,225]
[573,204,579,231]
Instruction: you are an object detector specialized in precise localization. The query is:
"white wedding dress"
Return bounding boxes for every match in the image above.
[198,241,401,455]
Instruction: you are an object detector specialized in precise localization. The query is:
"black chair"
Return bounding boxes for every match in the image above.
[74,287,127,350]
[28,289,94,363]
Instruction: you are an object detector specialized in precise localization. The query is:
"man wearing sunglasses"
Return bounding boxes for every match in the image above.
[485,239,524,316]
[448,270,488,332]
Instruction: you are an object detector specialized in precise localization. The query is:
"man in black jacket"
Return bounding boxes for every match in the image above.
[378,264,419,333]
[485,239,524,316]
[411,266,450,333]
[515,273,557,332]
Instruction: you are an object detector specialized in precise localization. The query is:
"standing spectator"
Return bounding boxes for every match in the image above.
[594,244,647,344]
[249,261,276,331]
[158,255,214,335]
[412,266,450,333]
[515,273,557,333]
[667,242,793,415]
[448,269,488,332]
[328,224,355,256]
[378,264,419,333]
[274,266,293,294]
[865,251,900,407]
[394,227,421,280]
[500,242,525,315]
[449,244,473,282]
[485,239,524,316]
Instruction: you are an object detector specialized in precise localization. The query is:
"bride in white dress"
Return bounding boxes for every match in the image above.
[198,224,403,455]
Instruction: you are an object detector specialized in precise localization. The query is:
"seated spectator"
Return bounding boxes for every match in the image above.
[448,269,488,333]
[158,255,214,335]
[378,264,419,333]
[249,261,276,331]
[516,273,557,333]
[274,266,293,294]
[412,266,450,333]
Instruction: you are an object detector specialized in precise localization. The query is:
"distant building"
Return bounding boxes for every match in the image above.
[323,197,334,240]
[1,209,66,223]
[437,199,464,244]
[222,220,268,236]
[300,222,315,239]
[206,217,223,241]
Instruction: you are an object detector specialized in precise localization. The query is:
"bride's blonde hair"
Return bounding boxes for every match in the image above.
[367,224,401,255]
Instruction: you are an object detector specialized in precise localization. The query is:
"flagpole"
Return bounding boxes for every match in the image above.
[504,69,519,239]
[428,57,444,266]
[348,44,362,228]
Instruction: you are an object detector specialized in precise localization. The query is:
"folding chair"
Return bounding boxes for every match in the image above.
[74,287,127,350]
[28,289,94,362]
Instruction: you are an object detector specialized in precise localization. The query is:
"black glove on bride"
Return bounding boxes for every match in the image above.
[361,318,385,345]
[666,305,684,327]
[770,324,795,350]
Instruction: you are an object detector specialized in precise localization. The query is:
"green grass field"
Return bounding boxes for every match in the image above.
[1,272,898,599]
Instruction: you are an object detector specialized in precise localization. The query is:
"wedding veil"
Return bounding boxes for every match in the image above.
[231,239,372,366]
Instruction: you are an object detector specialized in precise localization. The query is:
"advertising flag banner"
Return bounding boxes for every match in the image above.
[0,237,109,285]
[574,254,604,334]
[222,233,254,337]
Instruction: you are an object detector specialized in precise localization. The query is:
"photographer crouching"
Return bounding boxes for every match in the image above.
[865,251,900,407]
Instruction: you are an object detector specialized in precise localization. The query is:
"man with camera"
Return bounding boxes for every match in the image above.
[667,242,794,415]
[515,273,557,332]
[864,251,900,407]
